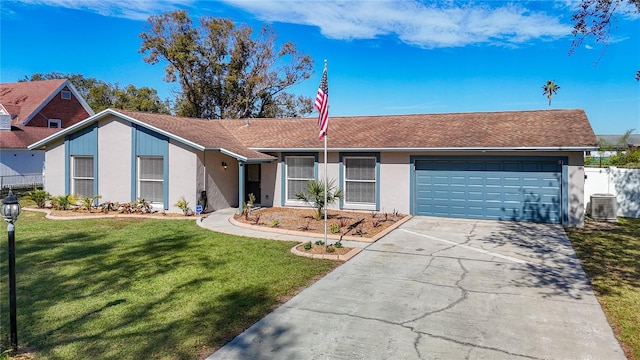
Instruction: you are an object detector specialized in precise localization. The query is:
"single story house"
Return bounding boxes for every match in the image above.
[29,108,598,226]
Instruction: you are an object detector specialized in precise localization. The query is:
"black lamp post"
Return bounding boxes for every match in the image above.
[1,190,21,353]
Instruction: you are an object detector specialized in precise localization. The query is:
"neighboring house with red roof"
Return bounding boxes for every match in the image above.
[0,79,94,187]
[29,108,598,226]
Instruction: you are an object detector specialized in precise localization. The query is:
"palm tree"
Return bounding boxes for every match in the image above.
[542,80,560,109]
[296,179,343,221]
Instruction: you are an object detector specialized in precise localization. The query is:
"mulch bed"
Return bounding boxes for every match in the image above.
[233,207,407,239]
[294,243,353,256]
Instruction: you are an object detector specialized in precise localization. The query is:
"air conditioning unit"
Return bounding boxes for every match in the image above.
[590,194,617,222]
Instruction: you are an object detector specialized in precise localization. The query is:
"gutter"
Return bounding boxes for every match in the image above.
[250,146,599,152]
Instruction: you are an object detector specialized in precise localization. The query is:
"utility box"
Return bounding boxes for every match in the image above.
[590,194,617,222]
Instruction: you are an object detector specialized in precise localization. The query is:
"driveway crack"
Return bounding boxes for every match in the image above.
[413,333,424,360]
[403,258,469,324]
[419,332,543,359]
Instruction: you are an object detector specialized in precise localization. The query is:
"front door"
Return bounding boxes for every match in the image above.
[245,164,261,204]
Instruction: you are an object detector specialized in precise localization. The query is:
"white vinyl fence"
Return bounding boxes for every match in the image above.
[584,167,640,218]
[0,173,43,188]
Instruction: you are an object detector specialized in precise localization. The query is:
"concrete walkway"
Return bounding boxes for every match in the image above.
[205,215,625,360]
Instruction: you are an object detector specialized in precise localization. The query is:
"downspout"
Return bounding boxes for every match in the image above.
[238,161,245,215]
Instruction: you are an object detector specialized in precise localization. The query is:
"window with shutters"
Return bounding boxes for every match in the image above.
[72,156,94,197]
[138,156,164,203]
[285,156,315,202]
[343,157,376,205]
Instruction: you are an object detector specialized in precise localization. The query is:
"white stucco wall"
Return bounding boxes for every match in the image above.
[43,139,66,196]
[97,116,131,203]
[168,140,198,213]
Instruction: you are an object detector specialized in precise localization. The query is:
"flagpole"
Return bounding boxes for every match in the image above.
[315,59,329,250]
[324,125,328,249]
[323,60,328,250]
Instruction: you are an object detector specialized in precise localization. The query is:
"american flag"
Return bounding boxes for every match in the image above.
[315,63,328,140]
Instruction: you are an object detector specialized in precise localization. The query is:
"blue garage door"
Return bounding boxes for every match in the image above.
[414,158,562,223]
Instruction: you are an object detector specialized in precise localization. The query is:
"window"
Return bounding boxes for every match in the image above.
[61,90,71,100]
[285,156,314,201]
[138,156,164,203]
[48,119,61,128]
[72,156,94,197]
[344,157,376,205]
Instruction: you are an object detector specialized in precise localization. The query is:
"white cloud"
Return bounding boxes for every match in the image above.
[220,1,573,48]
[14,0,577,47]
[585,44,594,49]
[17,0,194,21]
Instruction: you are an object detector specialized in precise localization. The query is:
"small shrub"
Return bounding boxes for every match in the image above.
[354,226,364,236]
[338,217,349,227]
[120,202,133,213]
[372,218,381,228]
[383,212,388,222]
[370,211,377,218]
[326,246,336,253]
[271,219,279,227]
[243,204,251,220]
[303,241,312,250]
[128,198,152,213]
[298,222,312,231]
[253,214,261,225]
[315,240,325,245]
[175,197,191,216]
[100,201,120,213]
[51,194,71,210]
[28,188,50,208]
[121,199,153,214]
[329,223,341,234]
[81,195,102,212]
[242,193,256,216]
[334,241,343,248]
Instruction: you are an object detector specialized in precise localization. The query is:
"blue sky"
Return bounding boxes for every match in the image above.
[1,0,639,135]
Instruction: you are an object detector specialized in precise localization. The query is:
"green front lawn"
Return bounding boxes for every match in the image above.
[0,210,338,359]
[566,218,640,360]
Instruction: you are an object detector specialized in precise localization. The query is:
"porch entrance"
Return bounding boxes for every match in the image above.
[245,164,261,204]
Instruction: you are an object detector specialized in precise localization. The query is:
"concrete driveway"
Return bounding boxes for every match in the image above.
[207,217,625,360]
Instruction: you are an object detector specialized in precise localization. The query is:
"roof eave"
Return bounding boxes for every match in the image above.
[205,147,275,163]
[28,109,207,151]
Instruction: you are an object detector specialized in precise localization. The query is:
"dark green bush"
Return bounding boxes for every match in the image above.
[28,188,50,208]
